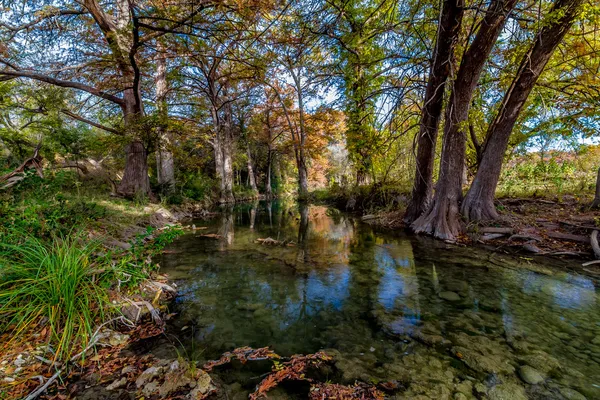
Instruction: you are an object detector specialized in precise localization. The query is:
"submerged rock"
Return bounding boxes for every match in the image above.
[450,333,515,375]
[518,350,560,373]
[559,387,587,400]
[487,383,528,400]
[518,365,545,384]
[439,291,461,302]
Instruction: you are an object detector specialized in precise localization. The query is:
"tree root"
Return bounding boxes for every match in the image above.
[591,230,600,259]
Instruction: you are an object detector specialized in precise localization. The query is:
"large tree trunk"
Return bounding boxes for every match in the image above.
[219,99,235,203]
[404,0,464,223]
[220,130,235,203]
[155,42,175,193]
[293,72,310,198]
[462,0,584,221]
[118,88,151,197]
[297,151,309,198]
[412,0,518,240]
[265,147,273,198]
[118,140,150,198]
[247,144,258,194]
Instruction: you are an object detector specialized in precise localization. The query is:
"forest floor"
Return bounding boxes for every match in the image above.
[360,195,600,277]
[0,176,216,399]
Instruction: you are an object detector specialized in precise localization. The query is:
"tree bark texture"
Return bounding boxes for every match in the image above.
[247,144,258,194]
[462,0,584,221]
[404,0,464,223]
[118,140,150,198]
[155,41,175,192]
[412,0,518,240]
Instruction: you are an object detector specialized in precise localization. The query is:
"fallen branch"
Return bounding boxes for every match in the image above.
[1,142,43,189]
[25,316,132,400]
[256,237,295,246]
[582,259,600,267]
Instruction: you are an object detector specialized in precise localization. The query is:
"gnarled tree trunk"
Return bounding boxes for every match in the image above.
[412,0,518,240]
[118,140,150,198]
[462,0,585,221]
[404,0,464,223]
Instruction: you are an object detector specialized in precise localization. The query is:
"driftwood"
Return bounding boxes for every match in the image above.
[509,233,543,242]
[582,259,600,267]
[198,233,223,239]
[591,230,600,260]
[256,237,295,246]
[1,143,43,189]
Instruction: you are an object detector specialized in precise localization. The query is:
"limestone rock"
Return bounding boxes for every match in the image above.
[106,377,127,390]
[136,366,163,388]
[518,365,545,384]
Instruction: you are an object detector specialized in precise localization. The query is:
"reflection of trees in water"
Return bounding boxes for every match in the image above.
[249,200,258,230]
[297,203,310,263]
[218,205,235,249]
[266,201,273,227]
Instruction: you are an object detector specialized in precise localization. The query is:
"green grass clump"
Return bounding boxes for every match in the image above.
[0,234,111,361]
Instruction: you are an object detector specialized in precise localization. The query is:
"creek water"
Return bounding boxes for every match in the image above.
[155,200,600,400]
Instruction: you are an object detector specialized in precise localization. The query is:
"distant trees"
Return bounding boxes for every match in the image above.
[0,0,597,229]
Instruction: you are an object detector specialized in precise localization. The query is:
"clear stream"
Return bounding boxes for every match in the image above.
[155,201,600,400]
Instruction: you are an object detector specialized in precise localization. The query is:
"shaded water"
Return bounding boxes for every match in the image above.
[157,201,600,399]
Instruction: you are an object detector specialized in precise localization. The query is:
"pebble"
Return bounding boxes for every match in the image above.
[13,355,26,367]
[106,377,127,390]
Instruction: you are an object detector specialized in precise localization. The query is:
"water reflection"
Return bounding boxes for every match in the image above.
[160,201,600,399]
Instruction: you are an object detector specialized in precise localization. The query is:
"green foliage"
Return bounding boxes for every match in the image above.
[312,182,409,212]
[0,171,108,241]
[179,172,216,202]
[497,155,593,198]
[0,233,110,361]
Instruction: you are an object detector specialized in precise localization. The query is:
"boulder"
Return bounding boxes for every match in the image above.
[559,388,587,400]
[518,365,545,384]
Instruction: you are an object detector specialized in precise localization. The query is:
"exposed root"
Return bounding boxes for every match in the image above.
[591,230,600,259]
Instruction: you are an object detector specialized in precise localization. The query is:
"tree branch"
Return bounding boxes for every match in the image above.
[61,109,122,135]
[0,70,124,106]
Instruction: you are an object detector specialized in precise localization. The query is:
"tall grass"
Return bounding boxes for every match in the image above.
[0,234,111,361]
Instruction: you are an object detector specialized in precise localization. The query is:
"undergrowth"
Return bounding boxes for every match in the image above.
[311,182,410,213]
[0,172,184,362]
[0,234,110,361]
